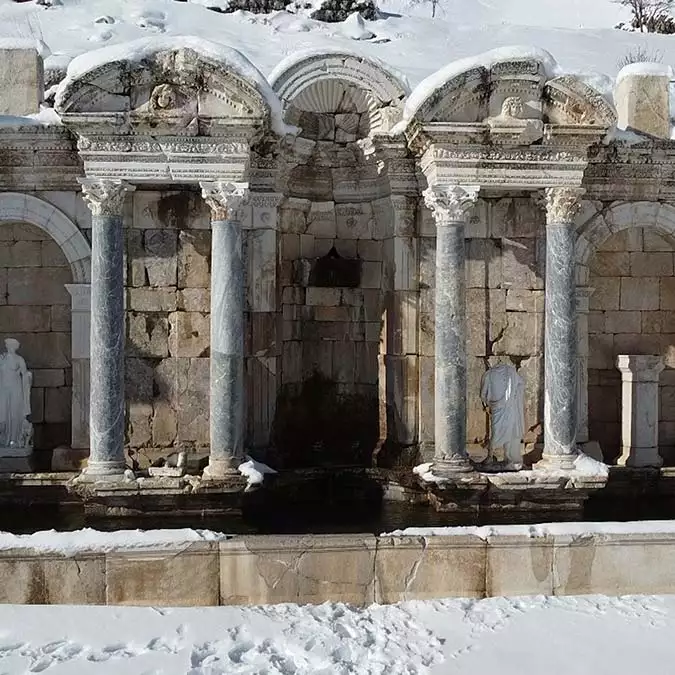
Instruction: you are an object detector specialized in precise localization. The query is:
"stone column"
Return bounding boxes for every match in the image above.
[64,283,91,450]
[79,179,134,477]
[423,185,479,476]
[200,182,249,478]
[538,187,585,471]
[616,354,665,467]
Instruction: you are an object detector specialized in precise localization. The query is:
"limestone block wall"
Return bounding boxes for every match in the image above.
[0,221,72,450]
[419,196,546,460]
[276,120,389,467]
[124,189,212,467]
[587,227,675,463]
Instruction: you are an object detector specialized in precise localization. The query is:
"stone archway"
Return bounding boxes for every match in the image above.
[0,192,92,452]
[576,201,675,462]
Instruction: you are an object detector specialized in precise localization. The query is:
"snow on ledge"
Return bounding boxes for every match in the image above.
[0,108,62,127]
[402,45,562,125]
[385,520,675,538]
[55,35,291,137]
[0,528,230,556]
[0,37,51,58]
[616,61,673,86]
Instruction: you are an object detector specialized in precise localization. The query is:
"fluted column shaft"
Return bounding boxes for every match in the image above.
[201,182,249,477]
[79,179,134,477]
[423,186,479,476]
[539,187,585,471]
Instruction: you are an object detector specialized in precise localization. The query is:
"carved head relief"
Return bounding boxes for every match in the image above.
[150,84,178,111]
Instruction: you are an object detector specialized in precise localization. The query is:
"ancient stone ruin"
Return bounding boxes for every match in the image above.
[0,38,673,514]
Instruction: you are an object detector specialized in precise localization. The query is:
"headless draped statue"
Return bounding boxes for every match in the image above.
[0,338,33,450]
[480,364,524,471]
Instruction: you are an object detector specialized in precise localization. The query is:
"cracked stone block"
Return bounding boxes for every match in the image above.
[486,535,554,596]
[0,554,104,604]
[220,535,378,606]
[373,535,486,602]
[106,542,219,606]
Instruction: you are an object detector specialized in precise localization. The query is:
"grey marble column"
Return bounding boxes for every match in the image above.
[201,182,249,478]
[423,185,479,476]
[538,187,585,471]
[79,179,134,477]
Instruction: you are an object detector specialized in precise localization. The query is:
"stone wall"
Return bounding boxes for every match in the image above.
[3,526,675,606]
[124,189,212,468]
[275,110,388,467]
[588,227,675,463]
[0,221,71,450]
[420,196,546,460]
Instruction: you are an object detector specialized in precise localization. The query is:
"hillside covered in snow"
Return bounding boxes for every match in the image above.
[0,0,672,93]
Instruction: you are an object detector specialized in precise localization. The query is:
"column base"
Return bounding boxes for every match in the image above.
[79,459,127,481]
[432,455,475,478]
[202,457,242,480]
[617,446,663,468]
[534,452,577,472]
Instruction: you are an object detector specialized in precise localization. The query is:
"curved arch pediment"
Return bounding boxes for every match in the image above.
[270,50,409,133]
[55,36,282,132]
[404,47,616,130]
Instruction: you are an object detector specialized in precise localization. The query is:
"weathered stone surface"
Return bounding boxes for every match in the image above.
[178,230,210,289]
[615,72,670,139]
[7,268,71,305]
[621,278,659,310]
[106,543,219,606]
[487,535,553,596]
[220,536,377,606]
[0,47,43,116]
[128,288,177,312]
[168,312,210,357]
[128,313,169,358]
[0,554,104,604]
[375,536,486,602]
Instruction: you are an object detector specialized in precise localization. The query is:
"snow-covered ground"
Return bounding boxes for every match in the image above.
[0,594,671,673]
[0,0,671,93]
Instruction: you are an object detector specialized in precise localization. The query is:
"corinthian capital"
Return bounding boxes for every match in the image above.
[544,187,585,225]
[79,179,135,217]
[423,185,480,224]
[200,182,249,221]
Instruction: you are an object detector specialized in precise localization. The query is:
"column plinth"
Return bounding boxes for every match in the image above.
[423,185,479,477]
[201,182,249,479]
[617,354,665,468]
[78,179,134,479]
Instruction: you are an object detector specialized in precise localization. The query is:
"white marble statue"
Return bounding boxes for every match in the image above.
[0,338,33,449]
[480,364,525,471]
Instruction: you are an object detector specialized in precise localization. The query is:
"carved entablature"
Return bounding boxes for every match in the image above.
[54,38,280,182]
[404,49,617,190]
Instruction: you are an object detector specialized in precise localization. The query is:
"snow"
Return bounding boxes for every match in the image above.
[238,455,277,489]
[402,45,561,123]
[616,61,674,85]
[0,107,62,127]
[0,594,672,673]
[0,0,669,100]
[0,528,229,556]
[341,12,375,40]
[54,35,291,136]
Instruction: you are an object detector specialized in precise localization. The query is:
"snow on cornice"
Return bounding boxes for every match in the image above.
[54,35,291,137]
[616,61,673,86]
[401,45,562,125]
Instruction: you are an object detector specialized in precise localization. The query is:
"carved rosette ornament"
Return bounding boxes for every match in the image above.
[544,187,585,225]
[200,182,250,221]
[423,185,480,224]
[78,179,135,216]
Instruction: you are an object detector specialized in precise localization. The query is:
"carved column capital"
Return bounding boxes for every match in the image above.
[544,187,585,225]
[200,182,250,221]
[78,179,135,217]
[423,185,480,225]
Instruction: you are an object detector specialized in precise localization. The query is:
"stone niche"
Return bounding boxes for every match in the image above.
[275,99,387,468]
[441,196,546,461]
[0,221,72,451]
[588,226,675,463]
[124,188,212,468]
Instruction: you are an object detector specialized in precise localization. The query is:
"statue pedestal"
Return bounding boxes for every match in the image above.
[0,446,32,458]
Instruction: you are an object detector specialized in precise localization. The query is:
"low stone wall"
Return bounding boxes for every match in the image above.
[1,525,675,605]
